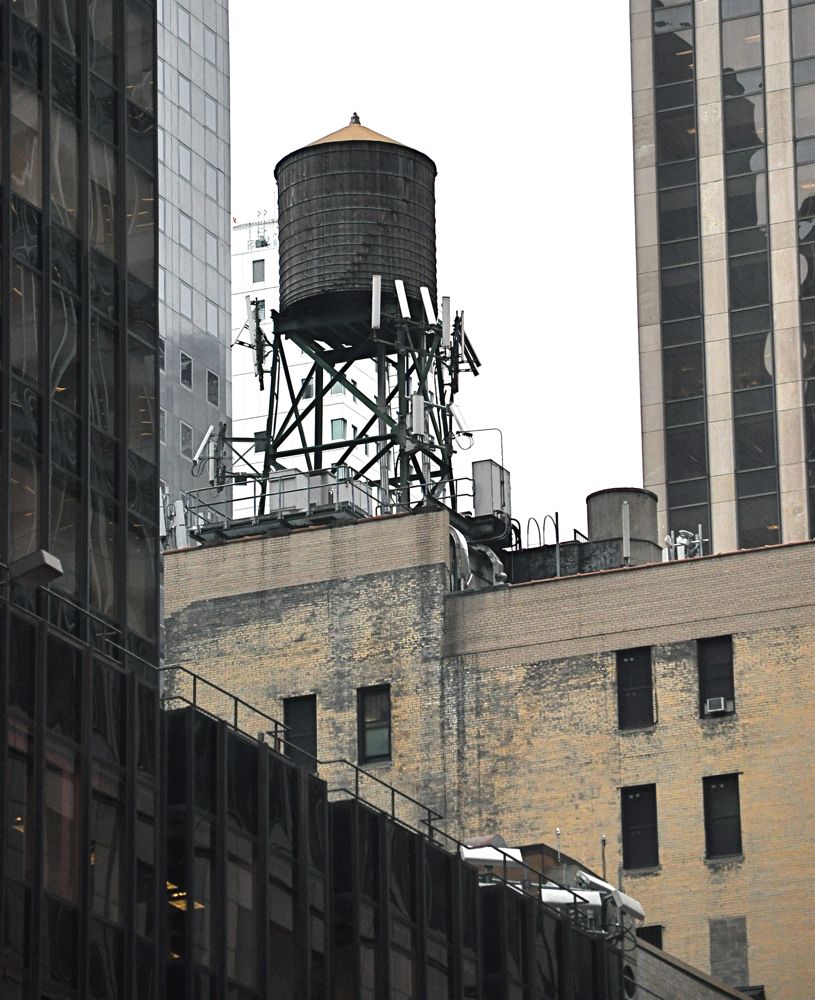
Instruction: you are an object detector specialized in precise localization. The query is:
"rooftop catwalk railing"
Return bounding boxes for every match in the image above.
[180,468,476,536]
[159,662,599,930]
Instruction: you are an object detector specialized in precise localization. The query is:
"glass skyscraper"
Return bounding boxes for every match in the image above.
[1,0,162,996]
[632,0,814,552]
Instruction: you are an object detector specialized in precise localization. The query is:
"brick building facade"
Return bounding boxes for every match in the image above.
[164,510,815,999]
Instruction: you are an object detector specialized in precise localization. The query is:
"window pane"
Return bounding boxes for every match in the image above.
[51,109,79,233]
[735,412,776,470]
[128,517,157,640]
[126,164,155,285]
[10,449,40,561]
[795,82,815,139]
[10,264,41,386]
[737,493,780,548]
[617,648,654,729]
[89,138,117,258]
[663,343,704,400]
[731,332,773,390]
[724,93,765,150]
[660,263,701,320]
[698,636,735,712]
[722,0,760,17]
[729,252,769,309]
[125,0,155,113]
[52,0,77,54]
[128,340,156,462]
[721,16,762,73]
[90,318,117,433]
[6,751,34,881]
[181,422,193,460]
[46,635,81,741]
[659,185,698,242]
[726,172,767,231]
[50,471,81,596]
[207,370,219,406]
[252,259,265,283]
[44,756,78,899]
[653,10,693,87]
[359,687,391,761]
[180,351,192,388]
[704,775,742,857]
[667,424,707,481]
[89,0,115,81]
[11,83,42,208]
[89,493,119,619]
[656,107,697,163]
[621,785,659,869]
[90,795,123,922]
[793,5,815,63]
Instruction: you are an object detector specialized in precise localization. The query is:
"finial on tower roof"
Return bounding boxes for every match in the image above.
[350,112,361,125]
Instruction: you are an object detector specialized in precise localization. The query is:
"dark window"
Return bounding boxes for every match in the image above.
[698,636,735,715]
[358,685,391,763]
[620,785,659,868]
[206,370,219,407]
[737,493,781,548]
[666,423,708,481]
[180,350,192,389]
[734,412,776,470]
[617,648,654,729]
[656,107,697,164]
[724,93,765,151]
[302,378,314,399]
[703,774,742,858]
[663,343,704,401]
[729,252,769,309]
[660,263,701,320]
[283,695,317,773]
[659,185,699,242]
[636,926,664,949]
[256,299,266,321]
[621,784,659,870]
[252,259,264,283]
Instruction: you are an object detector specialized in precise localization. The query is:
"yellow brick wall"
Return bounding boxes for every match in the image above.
[164,513,815,999]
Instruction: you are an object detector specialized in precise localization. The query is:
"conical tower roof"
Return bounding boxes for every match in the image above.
[308,112,401,147]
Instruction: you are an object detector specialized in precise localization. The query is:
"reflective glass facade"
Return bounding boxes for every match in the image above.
[1,0,160,655]
[721,2,781,548]
[1,1,161,995]
[634,0,813,550]
[652,2,713,545]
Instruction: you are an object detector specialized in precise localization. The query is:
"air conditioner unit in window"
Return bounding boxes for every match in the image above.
[704,697,727,715]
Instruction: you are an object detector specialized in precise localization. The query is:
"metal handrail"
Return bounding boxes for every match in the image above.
[158,663,288,743]
[158,661,600,933]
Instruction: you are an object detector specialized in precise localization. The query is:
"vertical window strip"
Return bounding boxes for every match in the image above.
[722,1,781,549]
[791,1,815,535]
[652,2,713,545]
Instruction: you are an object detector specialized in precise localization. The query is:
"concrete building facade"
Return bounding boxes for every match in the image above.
[632,0,814,552]
[157,0,232,509]
[164,511,814,999]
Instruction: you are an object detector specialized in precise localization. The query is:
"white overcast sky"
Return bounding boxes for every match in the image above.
[228,0,641,536]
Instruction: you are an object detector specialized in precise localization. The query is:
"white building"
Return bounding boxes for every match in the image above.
[230,213,377,482]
